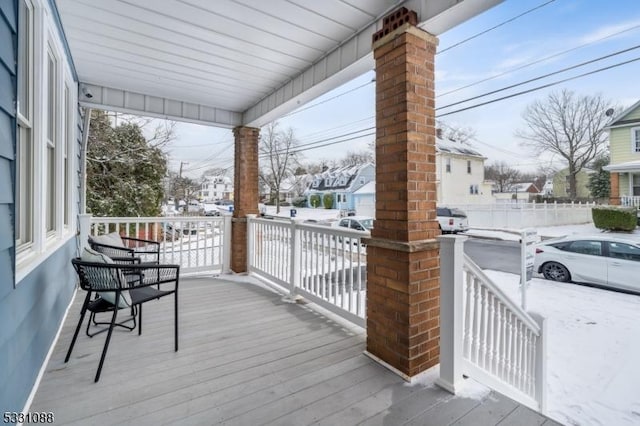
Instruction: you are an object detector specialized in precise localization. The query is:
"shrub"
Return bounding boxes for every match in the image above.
[292,197,307,208]
[592,206,637,231]
[322,193,334,209]
[309,194,321,208]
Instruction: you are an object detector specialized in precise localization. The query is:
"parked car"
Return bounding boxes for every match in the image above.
[336,216,373,232]
[437,207,469,234]
[533,235,640,293]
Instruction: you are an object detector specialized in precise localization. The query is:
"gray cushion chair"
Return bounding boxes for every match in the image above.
[89,232,160,264]
[65,248,179,382]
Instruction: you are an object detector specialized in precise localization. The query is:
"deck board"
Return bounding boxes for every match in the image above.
[30,276,558,425]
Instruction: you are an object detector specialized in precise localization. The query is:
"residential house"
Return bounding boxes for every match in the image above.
[352,181,375,217]
[603,100,640,206]
[493,182,540,203]
[200,175,233,202]
[305,163,375,210]
[552,167,593,199]
[436,136,494,205]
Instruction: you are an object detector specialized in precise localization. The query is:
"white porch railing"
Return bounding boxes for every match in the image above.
[247,215,367,327]
[437,235,547,413]
[85,215,232,274]
[620,196,640,208]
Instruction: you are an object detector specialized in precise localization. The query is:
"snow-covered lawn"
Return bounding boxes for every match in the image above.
[486,270,640,426]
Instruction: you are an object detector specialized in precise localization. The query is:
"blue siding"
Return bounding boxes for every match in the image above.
[0,0,77,415]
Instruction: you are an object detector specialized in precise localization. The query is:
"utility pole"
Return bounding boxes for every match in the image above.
[175,161,188,210]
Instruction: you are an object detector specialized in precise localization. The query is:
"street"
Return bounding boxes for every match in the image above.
[464,238,521,274]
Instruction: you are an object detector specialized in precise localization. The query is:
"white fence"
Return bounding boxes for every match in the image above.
[448,202,595,228]
[247,215,367,327]
[621,196,640,208]
[82,215,231,274]
[438,236,547,413]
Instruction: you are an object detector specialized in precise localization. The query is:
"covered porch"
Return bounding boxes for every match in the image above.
[30,274,557,425]
[605,162,640,207]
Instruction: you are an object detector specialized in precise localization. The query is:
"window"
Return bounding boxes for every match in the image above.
[46,47,58,234]
[633,175,640,196]
[64,83,71,227]
[633,127,640,153]
[467,160,471,174]
[608,242,640,262]
[565,175,571,195]
[566,240,602,256]
[445,158,451,173]
[16,0,34,251]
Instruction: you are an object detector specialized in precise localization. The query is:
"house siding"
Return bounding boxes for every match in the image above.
[0,0,78,414]
[610,126,640,164]
[552,169,592,198]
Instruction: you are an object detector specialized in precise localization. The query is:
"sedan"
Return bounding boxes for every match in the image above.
[533,235,640,293]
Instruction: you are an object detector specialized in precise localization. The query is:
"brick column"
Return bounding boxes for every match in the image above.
[364,8,441,379]
[232,126,260,272]
[610,172,620,205]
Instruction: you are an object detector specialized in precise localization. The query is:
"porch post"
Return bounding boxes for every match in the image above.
[364,8,441,379]
[232,126,260,273]
[609,172,620,205]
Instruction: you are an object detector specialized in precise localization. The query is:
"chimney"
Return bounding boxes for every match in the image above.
[436,128,443,139]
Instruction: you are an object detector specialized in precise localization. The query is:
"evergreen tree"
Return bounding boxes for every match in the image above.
[587,156,610,200]
[86,110,168,217]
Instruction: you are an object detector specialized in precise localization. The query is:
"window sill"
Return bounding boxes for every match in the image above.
[15,232,76,285]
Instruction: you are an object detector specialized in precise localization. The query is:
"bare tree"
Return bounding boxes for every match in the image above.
[259,122,299,213]
[339,148,375,167]
[517,90,612,199]
[484,161,521,192]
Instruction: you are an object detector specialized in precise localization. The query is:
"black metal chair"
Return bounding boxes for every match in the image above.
[89,234,160,264]
[65,258,180,382]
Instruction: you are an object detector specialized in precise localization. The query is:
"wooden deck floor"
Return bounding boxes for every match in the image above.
[30,276,560,426]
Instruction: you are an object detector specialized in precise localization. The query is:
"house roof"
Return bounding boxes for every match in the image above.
[353,181,375,195]
[55,0,502,128]
[606,99,640,129]
[436,137,485,158]
[308,163,373,191]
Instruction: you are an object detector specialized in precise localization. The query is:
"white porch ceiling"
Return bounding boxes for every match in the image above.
[55,0,502,128]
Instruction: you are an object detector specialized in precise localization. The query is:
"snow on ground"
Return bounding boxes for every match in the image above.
[485,270,640,426]
[262,205,342,221]
[466,223,640,242]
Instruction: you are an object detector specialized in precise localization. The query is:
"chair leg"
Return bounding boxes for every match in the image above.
[174,291,178,352]
[65,291,92,363]
[94,308,119,383]
[138,304,143,335]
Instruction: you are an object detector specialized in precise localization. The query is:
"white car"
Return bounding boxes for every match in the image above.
[336,216,373,232]
[437,207,469,234]
[533,235,640,293]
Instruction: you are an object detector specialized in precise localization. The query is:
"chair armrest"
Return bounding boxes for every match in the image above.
[90,242,136,258]
[122,264,180,289]
[121,236,160,249]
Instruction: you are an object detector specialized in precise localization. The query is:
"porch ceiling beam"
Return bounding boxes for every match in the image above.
[242,0,503,128]
[78,83,242,128]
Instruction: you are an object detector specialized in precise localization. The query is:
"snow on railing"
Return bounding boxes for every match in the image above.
[85,215,231,274]
[247,215,367,327]
[438,235,547,413]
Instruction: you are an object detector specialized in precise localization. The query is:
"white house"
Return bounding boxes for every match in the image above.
[436,137,494,205]
[305,163,375,209]
[200,175,233,202]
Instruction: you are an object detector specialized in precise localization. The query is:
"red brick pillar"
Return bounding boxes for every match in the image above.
[365,8,441,379]
[232,126,260,272]
[610,172,620,205]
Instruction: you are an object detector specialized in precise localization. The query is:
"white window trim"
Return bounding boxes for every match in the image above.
[16,0,78,281]
[632,126,640,153]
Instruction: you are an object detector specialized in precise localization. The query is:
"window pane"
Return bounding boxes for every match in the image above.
[609,242,640,261]
[47,52,55,143]
[64,85,70,226]
[17,125,33,245]
[47,147,55,232]
[567,240,601,256]
[17,0,31,118]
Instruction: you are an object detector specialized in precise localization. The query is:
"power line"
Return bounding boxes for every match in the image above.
[281,80,373,118]
[437,0,556,54]
[437,22,640,98]
[437,43,640,111]
[436,55,640,118]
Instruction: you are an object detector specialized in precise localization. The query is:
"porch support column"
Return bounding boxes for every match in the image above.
[232,126,260,273]
[364,8,441,379]
[610,172,620,205]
